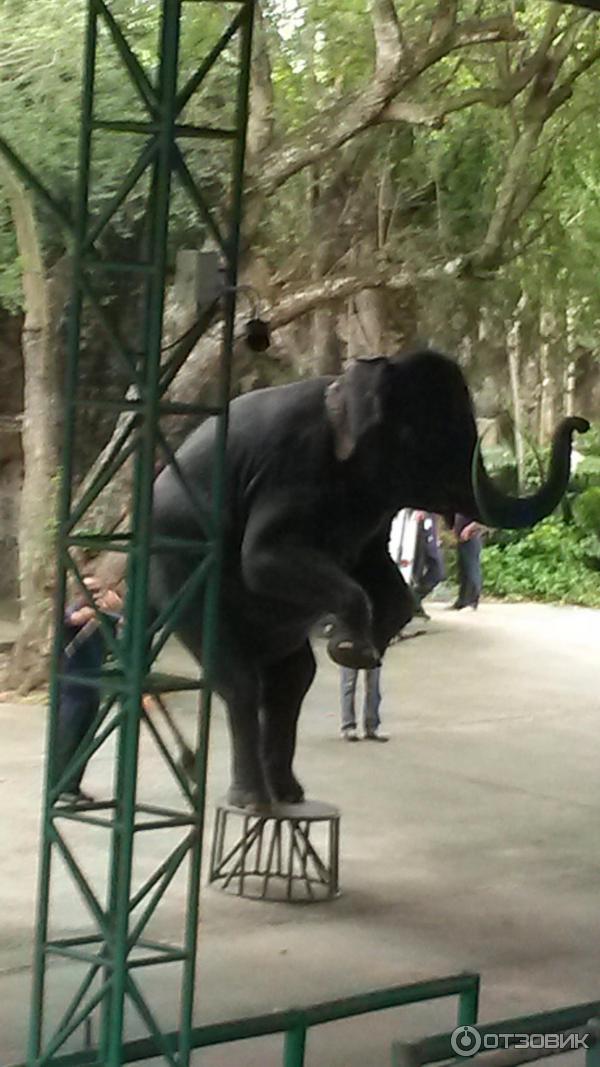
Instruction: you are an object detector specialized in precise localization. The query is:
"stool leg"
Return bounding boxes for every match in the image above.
[222,819,264,890]
[208,808,222,883]
[286,820,296,900]
[255,818,265,874]
[300,831,329,885]
[276,819,283,875]
[240,815,265,893]
[329,817,340,897]
[217,808,227,866]
[262,819,278,898]
[239,813,250,895]
[297,822,314,901]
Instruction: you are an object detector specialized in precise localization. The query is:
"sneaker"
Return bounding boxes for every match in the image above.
[341,727,359,742]
[364,730,389,742]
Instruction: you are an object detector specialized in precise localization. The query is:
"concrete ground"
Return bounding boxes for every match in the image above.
[1,599,599,1065]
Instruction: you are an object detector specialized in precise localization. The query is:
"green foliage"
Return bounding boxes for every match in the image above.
[0,200,21,311]
[570,424,600,492]
[577,421,600,460]
[485,430,600,603]
[573,487,600,538]
[576,455,600,481]
[268,0,373,129]
[482,518,600,608]
[0,0,238,309]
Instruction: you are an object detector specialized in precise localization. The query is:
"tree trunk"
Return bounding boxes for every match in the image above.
[314,305,342,376]
[538,342,552,447]
[564,304,577,417]
[564,360,576,417]
[506,299,526,492]
[309,166,343,376]
[1,166,61,692]
[538,307,555,447]
[353,288,387,352]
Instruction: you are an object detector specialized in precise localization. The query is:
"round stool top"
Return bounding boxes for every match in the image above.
[217,798,340,821]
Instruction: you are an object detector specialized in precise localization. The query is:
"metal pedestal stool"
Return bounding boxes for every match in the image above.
[208,799,340,902]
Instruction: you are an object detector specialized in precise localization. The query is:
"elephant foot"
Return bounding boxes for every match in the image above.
[270,775,305,805]
[327,630,380,670]
[227,783,272,813]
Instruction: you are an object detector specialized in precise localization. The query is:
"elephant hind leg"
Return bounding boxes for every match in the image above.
[220,664,270,810]
[177,618,269,811]
[260,642,316,804]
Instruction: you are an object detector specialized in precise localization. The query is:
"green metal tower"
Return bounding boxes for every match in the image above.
[18,1,255,1063]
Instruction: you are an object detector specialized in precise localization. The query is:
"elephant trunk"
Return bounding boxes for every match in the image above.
[472,416,589,530]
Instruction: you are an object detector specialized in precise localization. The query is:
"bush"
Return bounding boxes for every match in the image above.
[574,487,600,538]
[482,517,600,608]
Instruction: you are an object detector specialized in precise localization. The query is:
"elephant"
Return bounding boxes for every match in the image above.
[150,348,588,809]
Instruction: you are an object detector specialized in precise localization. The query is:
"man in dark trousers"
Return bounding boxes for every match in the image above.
[452,515,485,610]
[55,576,122,803]
[411,511,445,617]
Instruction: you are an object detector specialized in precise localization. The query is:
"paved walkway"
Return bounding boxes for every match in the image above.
[1,600,599,1065]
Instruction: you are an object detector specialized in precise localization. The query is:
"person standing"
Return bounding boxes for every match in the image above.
[339,666,388,742]
[411,511,445,615]
[452,515,484,610]
[54,576,123,803]
[388,508,419,587]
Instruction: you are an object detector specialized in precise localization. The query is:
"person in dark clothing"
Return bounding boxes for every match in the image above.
[55,577,122,803]
[452,515,484,610]
[411,512,445,616]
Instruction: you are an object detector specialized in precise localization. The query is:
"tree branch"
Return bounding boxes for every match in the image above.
[271,268,413,328]
[509,160,553,230]
[246,2,274,163]
[372,0,402,79]
[382,5,564,127]
[428,0,458,47]
[251,8,521,199]
[380,99,445,126]
[547,43,600,116]
[466,10,599,271]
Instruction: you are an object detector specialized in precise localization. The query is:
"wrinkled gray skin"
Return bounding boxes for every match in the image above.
[150,349,587,809]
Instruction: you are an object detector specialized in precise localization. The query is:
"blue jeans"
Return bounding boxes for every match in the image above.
[340,667,381,732]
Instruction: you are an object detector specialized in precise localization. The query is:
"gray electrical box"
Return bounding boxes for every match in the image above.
[175,249,225,311]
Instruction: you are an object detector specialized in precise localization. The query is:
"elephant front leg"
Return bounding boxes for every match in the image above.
[352,528,414,656]
[241,505,380,671]
[260,642,316,804]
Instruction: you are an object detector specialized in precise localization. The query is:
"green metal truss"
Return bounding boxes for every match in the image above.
[1,1,255,1064]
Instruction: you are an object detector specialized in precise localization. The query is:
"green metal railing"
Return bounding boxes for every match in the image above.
[392,996,600,1067]
[8,971,479,1067]
[0,2,254,1064]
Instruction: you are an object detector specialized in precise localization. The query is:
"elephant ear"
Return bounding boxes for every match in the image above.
[325,357,389,461]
